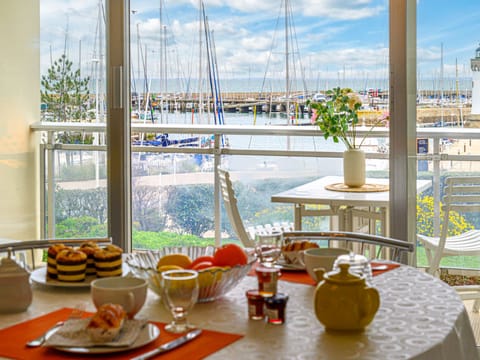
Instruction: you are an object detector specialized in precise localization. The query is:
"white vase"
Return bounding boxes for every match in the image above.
[343,149,365,187]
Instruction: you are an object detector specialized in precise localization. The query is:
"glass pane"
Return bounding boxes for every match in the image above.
[417,1,480,279]
[128,1,389,250]
[40,0,107,239]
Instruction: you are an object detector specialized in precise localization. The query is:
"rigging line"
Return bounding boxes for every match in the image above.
[210,29,227,147]
[259,3,283,96]
[201,5,226,148]
[139,39,155,124]
[202,8,216,125]
[211,30,226,127]
[287,2,308,95]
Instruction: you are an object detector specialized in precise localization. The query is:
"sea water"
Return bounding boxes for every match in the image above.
[135,110,383,179]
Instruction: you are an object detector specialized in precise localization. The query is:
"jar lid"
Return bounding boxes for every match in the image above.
[255,265,280,274]
[246,289,263,299]
[0,257,29,277]
[264,293,289,304]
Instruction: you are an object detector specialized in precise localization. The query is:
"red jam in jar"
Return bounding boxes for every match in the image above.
[264,293,289,324]
[246,289,264,320]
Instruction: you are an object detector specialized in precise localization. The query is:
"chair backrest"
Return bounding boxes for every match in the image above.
[439,176,480,244]
[218,168,255,247]
[282,231,413,263]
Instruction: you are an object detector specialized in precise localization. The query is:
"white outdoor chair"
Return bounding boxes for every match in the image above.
[417,176,480,310]
[218,167,292,248]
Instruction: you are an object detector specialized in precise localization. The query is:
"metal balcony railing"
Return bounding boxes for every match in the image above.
[30,121,480,246]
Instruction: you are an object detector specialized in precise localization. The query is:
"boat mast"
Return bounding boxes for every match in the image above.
[198,0,204,122]
[159,0,164,123]
[285,0,290,124]
[440,42,444,125]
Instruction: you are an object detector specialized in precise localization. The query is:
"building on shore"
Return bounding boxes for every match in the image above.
[468,43,480,123]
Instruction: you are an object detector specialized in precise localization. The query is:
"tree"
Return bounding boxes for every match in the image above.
[165,184,214,236]
[41,54,92,122]
[132,184,168,232]
[55,187,107,224]
[41,54,94,150]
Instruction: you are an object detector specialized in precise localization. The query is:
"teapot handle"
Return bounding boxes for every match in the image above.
[361,287,380,323]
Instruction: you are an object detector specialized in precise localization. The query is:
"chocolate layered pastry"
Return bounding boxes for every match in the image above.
[56,249,87,282]
[94,245,123,277]
[47,244,71,279]
[78,241,100,276]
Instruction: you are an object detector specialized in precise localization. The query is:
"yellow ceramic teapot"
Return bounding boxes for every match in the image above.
[313,263,379,331]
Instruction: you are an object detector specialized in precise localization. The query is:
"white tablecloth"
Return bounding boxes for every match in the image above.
[0,265,478,359]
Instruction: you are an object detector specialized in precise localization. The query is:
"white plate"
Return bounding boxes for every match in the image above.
[30,264,130,288]
[52,323,160,354]
[275,260,305,271]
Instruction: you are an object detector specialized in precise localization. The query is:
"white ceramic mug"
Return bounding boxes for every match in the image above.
[91,277,147,319]
[299,248,350,282]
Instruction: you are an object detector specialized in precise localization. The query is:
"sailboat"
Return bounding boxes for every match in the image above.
[259,0,308,125]
[131,0,227,149]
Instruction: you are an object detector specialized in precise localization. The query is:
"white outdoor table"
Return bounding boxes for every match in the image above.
[271,175,431,235]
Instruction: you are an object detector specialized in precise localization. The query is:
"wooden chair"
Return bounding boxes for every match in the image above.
[218,167,292,248]
[282,231,413,263]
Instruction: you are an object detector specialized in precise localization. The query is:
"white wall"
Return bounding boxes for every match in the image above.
[0,1,40,240]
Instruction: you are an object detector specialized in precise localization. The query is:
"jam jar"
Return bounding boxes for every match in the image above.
[264,293,289,324]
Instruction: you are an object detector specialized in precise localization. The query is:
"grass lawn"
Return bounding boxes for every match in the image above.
[416,246,480,270]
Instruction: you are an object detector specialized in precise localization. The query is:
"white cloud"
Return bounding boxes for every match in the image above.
[38,0,475,91]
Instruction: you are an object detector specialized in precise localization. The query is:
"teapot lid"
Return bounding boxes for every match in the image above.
[0,255,29,277]
[335,253,368,266]
[324,263,364,284]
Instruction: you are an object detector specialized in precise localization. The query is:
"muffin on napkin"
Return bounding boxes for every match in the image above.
[44,304,147,348]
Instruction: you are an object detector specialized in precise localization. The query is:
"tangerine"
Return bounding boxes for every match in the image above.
[157,253,192,269]
[213,243,248,267]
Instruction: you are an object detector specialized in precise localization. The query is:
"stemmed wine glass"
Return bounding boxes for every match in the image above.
[161,269,199,333]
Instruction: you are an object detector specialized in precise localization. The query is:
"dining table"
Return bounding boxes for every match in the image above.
[0,260,478,360]
[271,175,432,235]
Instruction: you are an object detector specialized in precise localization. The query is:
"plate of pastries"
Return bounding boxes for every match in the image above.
[31,241,127,287]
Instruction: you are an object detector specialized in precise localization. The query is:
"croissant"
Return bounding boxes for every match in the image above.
[282,240,319,252]
[87,303,126,342]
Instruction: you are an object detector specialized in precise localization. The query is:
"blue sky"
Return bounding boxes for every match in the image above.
[40,0,480,91]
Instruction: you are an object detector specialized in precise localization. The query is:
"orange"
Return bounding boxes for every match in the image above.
[213,243,248,267]
[189,255,215,269]
[157,253,192,269]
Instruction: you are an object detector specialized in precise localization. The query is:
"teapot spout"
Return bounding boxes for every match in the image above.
[313,267,326,283]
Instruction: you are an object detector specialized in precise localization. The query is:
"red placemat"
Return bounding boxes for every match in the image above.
[0,308,243,360]
[249,261,400,286]
[371,261,401,276]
